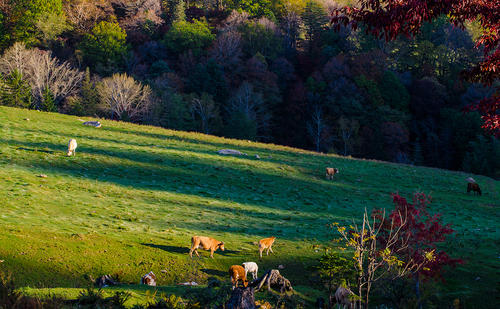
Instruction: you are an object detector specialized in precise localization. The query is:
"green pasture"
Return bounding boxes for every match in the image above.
[0,106,498,307]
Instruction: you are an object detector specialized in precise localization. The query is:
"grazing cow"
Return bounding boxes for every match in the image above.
[229,265,248,290]
[467,182,482,196]
[67,139,77,156]
[242,262,258,280]
[258,237,276,258]
[189,236,225,258]
[335,286,355,309]
[325,167,339,180]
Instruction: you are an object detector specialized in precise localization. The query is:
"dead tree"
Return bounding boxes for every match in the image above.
[225,287,256,309]
[252,269,293,294]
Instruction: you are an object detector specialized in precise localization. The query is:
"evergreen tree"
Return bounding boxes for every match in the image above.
[168,0,186,24]
[41,87,56,112]
[302,0,327,51]
[0,70,32,108]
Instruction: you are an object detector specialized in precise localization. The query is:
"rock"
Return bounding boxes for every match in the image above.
[141,271,156,286]
[83,121,101,128]
[255,154,260,159]
[218,149,245,156]
[160,269,168,273]
[278,264,285,270]
[24,118,30,121]
[38,174,47,178]
[177,281,198,286]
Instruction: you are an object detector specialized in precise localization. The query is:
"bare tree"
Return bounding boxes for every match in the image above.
[307,105,327,152]
[98,73,153,120]
[0,42,84,109]
[0,42,31,77]
[227,81,271,139]
[189,93,218,134]
[281,9,302,50]
[209,30,242,68]
[27,50,84,107]
[222,10,249,32]
[63,0,112,33]
[338,116,359,156]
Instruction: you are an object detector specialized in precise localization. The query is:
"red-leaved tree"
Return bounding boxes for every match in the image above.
[374,193,463,306]
[331,0,499,136]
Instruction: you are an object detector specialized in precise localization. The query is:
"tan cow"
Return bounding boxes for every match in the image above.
[189,236,225,258]
[258,236,276,258]
[229,265,248,289]
[325,167,339,180]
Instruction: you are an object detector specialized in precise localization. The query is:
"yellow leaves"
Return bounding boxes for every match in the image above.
[424,249,436,262]
[337,226,346,233]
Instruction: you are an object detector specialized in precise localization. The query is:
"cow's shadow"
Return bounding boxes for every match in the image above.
[142,243,189,254]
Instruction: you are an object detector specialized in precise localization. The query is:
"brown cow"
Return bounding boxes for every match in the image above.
[325,167,339,180]
[467,183,482,196]
[229,265,248,289]
[189,236,225,258]
[259,236,276,258]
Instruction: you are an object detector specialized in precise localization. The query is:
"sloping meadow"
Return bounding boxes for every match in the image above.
[0,106,498,306]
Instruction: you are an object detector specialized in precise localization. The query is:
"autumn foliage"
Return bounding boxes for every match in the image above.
[375,193,462,280]
[331,0,499,136]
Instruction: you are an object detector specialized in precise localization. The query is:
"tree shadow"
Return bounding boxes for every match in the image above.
[142,243,189,254]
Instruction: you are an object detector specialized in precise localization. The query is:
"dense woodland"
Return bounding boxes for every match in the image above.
[0,0,498,178]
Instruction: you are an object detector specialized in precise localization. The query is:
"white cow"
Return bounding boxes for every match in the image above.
[67,139,77,156]
[242,262,258,280]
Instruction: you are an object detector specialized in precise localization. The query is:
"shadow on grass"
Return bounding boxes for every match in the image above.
[201,269,226,277]
[142,243,189,254]
[17,147,55,154]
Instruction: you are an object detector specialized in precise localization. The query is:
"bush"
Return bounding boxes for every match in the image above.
[76,287,130,308]
[163,20,215,57]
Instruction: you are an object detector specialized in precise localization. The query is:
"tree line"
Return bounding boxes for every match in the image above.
[0,0,498,178]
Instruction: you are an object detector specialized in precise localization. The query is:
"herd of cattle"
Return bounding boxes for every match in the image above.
[63,138,483,298]
[190,236,276,289]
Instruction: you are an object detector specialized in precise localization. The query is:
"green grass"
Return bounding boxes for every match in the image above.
[0,106,498,307]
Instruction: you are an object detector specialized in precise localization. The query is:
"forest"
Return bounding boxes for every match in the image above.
[0,0,498,178]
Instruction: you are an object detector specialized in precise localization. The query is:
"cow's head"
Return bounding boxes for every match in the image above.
[334,168,339,174]
[218,242,225,251]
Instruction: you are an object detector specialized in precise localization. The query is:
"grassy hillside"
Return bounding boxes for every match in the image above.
[0,106,498,307]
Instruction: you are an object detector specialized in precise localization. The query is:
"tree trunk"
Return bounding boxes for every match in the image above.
[415,274,422,309]
[225,287,256,309]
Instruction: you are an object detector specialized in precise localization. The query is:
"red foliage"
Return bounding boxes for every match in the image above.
[374,193,462,280]
[331,0,499,136]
